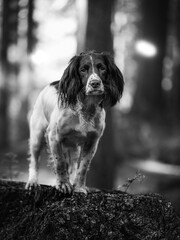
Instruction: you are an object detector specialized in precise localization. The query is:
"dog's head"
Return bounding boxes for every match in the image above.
[59,51,124,108]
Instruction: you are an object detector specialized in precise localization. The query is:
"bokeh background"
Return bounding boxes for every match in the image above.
[0,0,180,215]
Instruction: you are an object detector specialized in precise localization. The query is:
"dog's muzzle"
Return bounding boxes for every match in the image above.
[86,73,104,95]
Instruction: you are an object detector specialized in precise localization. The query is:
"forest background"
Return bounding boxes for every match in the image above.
[0,0,180,215]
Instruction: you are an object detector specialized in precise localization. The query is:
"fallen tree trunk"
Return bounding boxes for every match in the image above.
[0,180,180,240]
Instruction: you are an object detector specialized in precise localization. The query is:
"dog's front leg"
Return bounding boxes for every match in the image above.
[48,129,73,194]
[74,136,100,194]
[26,119,44,190]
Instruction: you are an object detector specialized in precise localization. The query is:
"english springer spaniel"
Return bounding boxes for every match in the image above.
[26,51,124,194]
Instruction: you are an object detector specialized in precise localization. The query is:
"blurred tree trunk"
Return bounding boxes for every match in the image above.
[170,0,180,122]
[85,0,114,52]
[132,0,169,121]
[0,0,9,149]
[17,0,36,141]
[82,0,117,189]
[0,0,19,149]
[0,0,36,149]
[27,0,36,53]
[76,0,88,53]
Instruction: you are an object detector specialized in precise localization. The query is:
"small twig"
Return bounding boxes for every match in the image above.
[117,170,145,193]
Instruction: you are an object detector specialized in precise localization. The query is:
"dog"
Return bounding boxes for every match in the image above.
[26,51,124,194]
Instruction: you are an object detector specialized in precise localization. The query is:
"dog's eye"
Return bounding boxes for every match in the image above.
[80,64,89,74]
[97,64,106,71]
[80,68,87,73]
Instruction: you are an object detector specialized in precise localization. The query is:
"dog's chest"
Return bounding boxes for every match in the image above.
[58,111,103,148]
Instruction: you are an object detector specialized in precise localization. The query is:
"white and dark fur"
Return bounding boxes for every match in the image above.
[26,51,124,194]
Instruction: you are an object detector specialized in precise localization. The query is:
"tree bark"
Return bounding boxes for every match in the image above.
[0,180,180,240]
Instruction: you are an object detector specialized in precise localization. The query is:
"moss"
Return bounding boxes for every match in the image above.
[0,180,180,240]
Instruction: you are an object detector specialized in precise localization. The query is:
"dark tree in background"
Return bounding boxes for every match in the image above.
[83,0,118,189]
[27,0,36,54]
[85,0,114,52]
[132,0,169,121]
[0,0,19,149]
[0,0,36,150]
[131,0,180,125]
[16,0,36,142]
[169,0,180,122]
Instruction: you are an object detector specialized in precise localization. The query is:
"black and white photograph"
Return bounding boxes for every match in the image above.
[0,0,180,239]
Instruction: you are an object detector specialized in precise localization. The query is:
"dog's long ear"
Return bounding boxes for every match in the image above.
[59,55,81,108]
[101,53,124,107]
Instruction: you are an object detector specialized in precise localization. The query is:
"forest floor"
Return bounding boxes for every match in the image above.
[1,180,180,239]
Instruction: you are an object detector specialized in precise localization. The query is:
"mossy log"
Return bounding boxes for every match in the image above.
[0,180,180,240]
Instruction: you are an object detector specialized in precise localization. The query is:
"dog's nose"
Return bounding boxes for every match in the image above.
[89,80,101,89]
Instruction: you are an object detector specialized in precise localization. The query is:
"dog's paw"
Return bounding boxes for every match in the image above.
[56,181,73,195]
[73,186,89,195]
[25,180,39,190]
